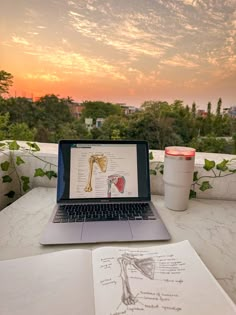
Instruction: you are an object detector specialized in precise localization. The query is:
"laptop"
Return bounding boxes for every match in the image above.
[40,139,170,245]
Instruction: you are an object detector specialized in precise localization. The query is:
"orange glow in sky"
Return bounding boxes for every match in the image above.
[1,1,236,109]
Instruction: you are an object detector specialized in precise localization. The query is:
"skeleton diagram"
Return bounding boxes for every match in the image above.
[118,254,155,305]
[107,174,126,197]
[84,154,108,192]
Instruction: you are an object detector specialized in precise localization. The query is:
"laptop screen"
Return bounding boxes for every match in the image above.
[57,140,151,202]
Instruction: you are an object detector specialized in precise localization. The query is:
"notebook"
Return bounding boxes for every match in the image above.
[40,139,170,245]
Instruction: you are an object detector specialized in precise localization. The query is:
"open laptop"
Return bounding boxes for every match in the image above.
[40,139,170,245]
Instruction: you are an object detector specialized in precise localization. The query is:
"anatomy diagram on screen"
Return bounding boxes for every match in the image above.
[107,174,126,197]
[84,154,108,192]
[118,254,155,305]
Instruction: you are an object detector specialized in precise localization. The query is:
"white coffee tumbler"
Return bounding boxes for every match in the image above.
[163,146,195,211]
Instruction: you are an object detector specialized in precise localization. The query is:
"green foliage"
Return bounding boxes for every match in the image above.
[0,71,236,154]
[98,115,129,140]
[0,113,10,140]
[203,159,215,171]
[0,70,13,96]
[191,158,236,197]
[149,161,164,176]
[0,94,86,143]
[0,141,57,203]
[190,135,228,153]
[8,123,36,141]
[80,101,122,123]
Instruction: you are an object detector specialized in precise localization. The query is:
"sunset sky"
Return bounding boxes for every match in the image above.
[1,0,236,110]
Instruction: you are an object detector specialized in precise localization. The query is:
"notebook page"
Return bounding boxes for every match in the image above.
[0,249,95,315]
[92,241,236,315]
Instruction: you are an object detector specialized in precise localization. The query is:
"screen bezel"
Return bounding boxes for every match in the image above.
[57,139,151,203]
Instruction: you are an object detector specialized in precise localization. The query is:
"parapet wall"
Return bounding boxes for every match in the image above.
[0,142,236,210]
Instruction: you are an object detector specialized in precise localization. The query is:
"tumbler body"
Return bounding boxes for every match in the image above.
[163,147,195,211]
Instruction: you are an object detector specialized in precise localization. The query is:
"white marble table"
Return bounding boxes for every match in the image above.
[0,187,235,304]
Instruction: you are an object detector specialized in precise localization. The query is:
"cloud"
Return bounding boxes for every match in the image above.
[161,55,199,68]
[27,32,39,36]
[25,73,62,82]
[68,9,173,60]
[12,36,30,46]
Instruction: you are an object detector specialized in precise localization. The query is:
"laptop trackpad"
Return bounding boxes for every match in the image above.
[82,221,132,242]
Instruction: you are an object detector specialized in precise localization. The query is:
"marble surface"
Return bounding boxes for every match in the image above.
[0,187,235,304]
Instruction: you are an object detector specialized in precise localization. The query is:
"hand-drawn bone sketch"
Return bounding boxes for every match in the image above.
[84,154,108,192]
[118,254,155,305]
[107,174,126,197]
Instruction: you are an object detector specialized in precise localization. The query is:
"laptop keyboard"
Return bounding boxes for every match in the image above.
[53,203,156,223]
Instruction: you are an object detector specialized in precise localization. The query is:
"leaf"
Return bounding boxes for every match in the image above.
[1,161,10,171]
[21,176,30,192]
[21,176,30,183]
[22,182,30,192]
[16,156,25,166]
[26,142,40,152]
[193,171,198,181]
[45,170,57,179]
[149,152,154,160]
[4,190,15,198]
[200,181,213,191]
[2,175,12,183]
[8,140,20,151]
[149,169,157,175]
[229,169,236,173]
[216,159,229,172]
[189,189,196,199]
[34,168,45,177]
[158,164,164,175]
[203,159,215,171]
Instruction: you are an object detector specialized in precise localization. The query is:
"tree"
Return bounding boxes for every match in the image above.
[98,115,129,140]
[34,94,75,142]
[80,101,122,123]
[191,102,196,118]
[0,113,10,140]
[216,98,222,116]
[0,97,37,128]
[190,135,227,153]
[0,70,13,96]
[8,123,36,141]
[207,102,212,117]
[127,110,182,149]
[213,98,224,136]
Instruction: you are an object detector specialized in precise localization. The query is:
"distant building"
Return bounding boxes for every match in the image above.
[228,106,236,117]
[25,97,33,102]
[119,104,139,115]
[197,109,207,118]
[96,118,105,128]
[223,107,236,117]
[85,118,93,131]
[68,102,84,119]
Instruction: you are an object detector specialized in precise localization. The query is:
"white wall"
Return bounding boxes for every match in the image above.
[1,142,236,210]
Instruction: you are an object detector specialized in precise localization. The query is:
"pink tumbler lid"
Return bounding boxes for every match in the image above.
[165,146,195,157]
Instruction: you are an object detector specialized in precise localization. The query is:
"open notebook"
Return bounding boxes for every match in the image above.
[40,139,170,244]
[1,241,235,315]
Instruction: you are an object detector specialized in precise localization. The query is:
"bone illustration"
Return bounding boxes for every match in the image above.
[84,154,108,192]
[107,174,126,197]
[118,255,155,305]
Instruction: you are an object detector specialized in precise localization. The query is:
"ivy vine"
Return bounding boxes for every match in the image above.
[149,152,236,198]
[190,158,236,198]
[0,140,57,201]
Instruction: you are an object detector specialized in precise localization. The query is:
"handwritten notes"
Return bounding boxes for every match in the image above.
[92,241,236,315]
[1,241,235,315]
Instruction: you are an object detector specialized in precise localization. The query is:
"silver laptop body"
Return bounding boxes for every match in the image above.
[40,140,170,245]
